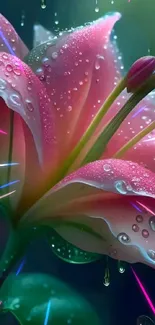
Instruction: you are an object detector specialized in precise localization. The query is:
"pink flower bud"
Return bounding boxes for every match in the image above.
[126,56,155,92]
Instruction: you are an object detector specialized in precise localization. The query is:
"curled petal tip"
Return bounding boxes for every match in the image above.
[127,56,155,92]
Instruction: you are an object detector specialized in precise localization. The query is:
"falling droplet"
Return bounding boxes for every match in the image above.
[103,266,110,287]
[21,11,25,27]
[149,216,155,231]
[118,261,126,274]
[41,0,47,9]
[95,0,99,12]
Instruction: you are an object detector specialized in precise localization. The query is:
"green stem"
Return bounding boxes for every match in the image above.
[82,74,155,164]
[50,78,126,185]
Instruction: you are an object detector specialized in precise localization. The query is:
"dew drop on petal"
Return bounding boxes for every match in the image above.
[103,164,111,172]
[51,52,58,59]
[136,215,143,223]
[142,229,149,238]
[147,249,155,261]
[25,99,34,112]
[132,224,139,232]
[117,233,130,244]
[0,78,6,90]
[149,216,155,231]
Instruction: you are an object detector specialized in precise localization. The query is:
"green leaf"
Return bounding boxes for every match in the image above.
[48,228,102,264]
[0,273,101,325]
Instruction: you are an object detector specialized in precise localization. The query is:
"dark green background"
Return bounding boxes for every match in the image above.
[0,0,155,324]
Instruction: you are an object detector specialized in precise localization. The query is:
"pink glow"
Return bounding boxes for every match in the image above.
[131,267,155,315]
[136,200,155,215]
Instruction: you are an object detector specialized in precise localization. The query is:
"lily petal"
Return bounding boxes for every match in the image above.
[0,98,25,210]
[33,24,54,48]
[21,159,155,267]
[0,52,59,210]
[0,14,28,59]
[26,13,121,163]
[101,90,155,172]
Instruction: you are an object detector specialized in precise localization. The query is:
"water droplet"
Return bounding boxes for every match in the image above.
[95,60,100,70]
[26,99,34,112]
[103,164,111,172]
[55,20,59,25]
[149,216,155,231]
[52,52,58,59]
[142,229,149,238]
[6,64,13,72]
[136,215,143,223]
[41,0,46,9]
[67,105,72,112]
[13,68,21,76]
[10,93,21,106]
[132,224,139,232]
[95,7,99,12]
[117,232,130,244]
[147,249,155,261]
[79,81,83,86]
[115,180,128,194]
[0,78,6,90]
[2,54,8,60]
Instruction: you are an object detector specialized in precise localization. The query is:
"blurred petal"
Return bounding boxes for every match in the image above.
[33,24,54,48]
[0,98,25,210]
[0,14,28,59]
[0,52,58,209]
[26,13,121,163]
[21,159,155,267]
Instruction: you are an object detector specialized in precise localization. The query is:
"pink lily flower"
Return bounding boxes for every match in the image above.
[0,12,155,270]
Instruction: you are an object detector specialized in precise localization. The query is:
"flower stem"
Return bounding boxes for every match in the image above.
[82,74,155,164]
[52,78,126,183]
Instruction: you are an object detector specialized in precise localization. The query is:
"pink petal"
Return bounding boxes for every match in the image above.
[101,90,155,172]
[0,98,25,209]
[0,52,58,208]
[0,14,28,59]
[22,159,155,267]
[27,13,121,162]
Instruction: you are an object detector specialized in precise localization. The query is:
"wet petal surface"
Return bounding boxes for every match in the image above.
[21,159,155,267]
[0,14,28,59]
[26,13,121,163]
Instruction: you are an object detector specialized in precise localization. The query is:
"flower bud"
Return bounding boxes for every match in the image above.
[127,56,155,92]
